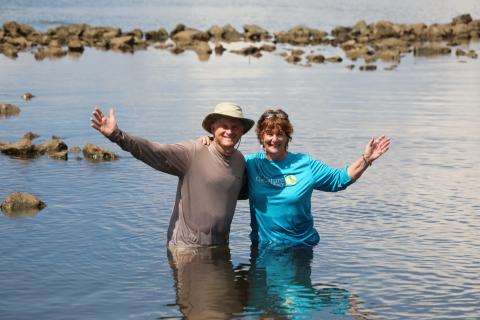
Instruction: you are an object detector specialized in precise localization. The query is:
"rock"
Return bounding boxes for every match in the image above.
[48,150,68,160]
[69,146,81,153]
[345,64,355,70]
[1,192,46,215]
[306,54,325,63]
[376,49,401,62]
[221,24,243,42]
[452,14,473,25]
[207,25,224,40]
[67,39,84,53]
[22,92,35,101]
[145,28,169,42]
[414,43,451,56]
[2,21,21,36]
[372,21,401,39]
[230,46,262,57]
[0,103,20,117]
[243,24,270,41]
[456,48,467,56]
[172,28,210,44]
[170,46,185,55]
[0,138,37,158]
[359,64,377,71]
[285,55,301,64]
[214,44,226,55]
[260,44,276,52]
[325,56,343,63]
[35,138,68,155]
[0,43,19,59]
[290,49,304,56]
[23,132,40,140]
[466,50,478,58]
[109,35,135,52]
[170,23,186,37]
[275,26,327,45]
[82,144,119,161]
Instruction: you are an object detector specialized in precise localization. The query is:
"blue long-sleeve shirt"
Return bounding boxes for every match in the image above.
[245,152,353,245]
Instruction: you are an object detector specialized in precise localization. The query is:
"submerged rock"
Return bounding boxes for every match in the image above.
[82,143,119,161]
[0,103,20,117]
[21,92,35,101]
[1,192,47,215]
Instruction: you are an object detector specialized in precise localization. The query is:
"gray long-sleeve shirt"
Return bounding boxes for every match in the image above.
[109,129,245,247]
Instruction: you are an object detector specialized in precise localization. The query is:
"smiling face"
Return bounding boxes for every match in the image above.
[211,117,244,155]
[262,128,288,161]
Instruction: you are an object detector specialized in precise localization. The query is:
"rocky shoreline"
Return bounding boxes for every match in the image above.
[1,14,479,68]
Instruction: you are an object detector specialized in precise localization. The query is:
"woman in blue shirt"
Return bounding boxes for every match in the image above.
[203,108,390,245]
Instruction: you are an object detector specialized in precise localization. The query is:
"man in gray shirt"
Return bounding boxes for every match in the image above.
[90,102,254,247]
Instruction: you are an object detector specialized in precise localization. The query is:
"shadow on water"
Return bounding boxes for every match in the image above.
[162,244,376,320]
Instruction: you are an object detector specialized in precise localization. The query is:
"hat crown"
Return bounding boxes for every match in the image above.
[214,102,244,117]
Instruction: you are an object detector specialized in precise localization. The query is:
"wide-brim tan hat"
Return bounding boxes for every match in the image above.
[202,102,255,134]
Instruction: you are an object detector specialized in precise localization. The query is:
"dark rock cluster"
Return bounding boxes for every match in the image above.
[1,14,478,68]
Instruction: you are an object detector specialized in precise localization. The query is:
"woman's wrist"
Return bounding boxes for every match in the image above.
[362,154,372,167]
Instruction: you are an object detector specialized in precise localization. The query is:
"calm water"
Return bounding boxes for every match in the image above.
[1,1,480,319]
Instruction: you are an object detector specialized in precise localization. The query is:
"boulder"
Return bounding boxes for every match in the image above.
[243,24,270,41]
[0,138,37,158]
[306,54,325,63]
[23,131,39,140]
[359,64,377,71]
[109,35,135,52]
[22,92,35,101]
[214,44,226,55]
[0,103,20,117]
[275,26,327,45]
[221,24,243,42]
[230,45,262,57]
[172,28,210,44]
[325,56,343,63]
[414,43,451,57]
[83,144,119,161]
[67,39,84,53]
[170,23,186,37]
[35,137,68,155]
[452,14,473,25]
[145,28,169,42]
[1,192,46,215]
[0,43,19,59]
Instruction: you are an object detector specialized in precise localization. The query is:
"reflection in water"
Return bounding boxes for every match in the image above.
[167,245,248,320]
[246,244,373,320]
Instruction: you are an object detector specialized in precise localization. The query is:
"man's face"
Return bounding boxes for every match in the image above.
[211,117,244,151]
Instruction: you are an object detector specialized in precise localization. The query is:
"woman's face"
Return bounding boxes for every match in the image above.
[262,128,288,161]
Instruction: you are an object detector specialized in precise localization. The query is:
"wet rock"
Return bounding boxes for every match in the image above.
[172,28,210,44]
[221,24,243,42]
[0,138,37,158]
[376,49,401,62]
[359,64,377,71]
[155,42,173,50]
[372,21,401,39]
[384,64,398,71]
[23,132,39,140]
[48,150,68,160]
[0,103,20,117]
[145,28,169,42]
[275,26,328,45]
[69,146,81,153]
[456,48,467,56]
[2,21,22,37]
[1,192,46,215]
[306,54,325,63]
[414,43,451,57]
[170,46,185,55]
[452,14,473,25]
[170,23,186,37]
[214,44,226,55]
[22,92,35,101]
[35,137,68,155]
[230,45,262,57]
[345,64,355,70]
[67,39,84,53]
[290,49,305,56]
[83,143,119,161]
[109,35,135,52]
[325,56,343,63]
[0,43,19,59]
[466,50,478,58]
[243,24,271,41]
[260,44,276,52]
[351,20,370,37]
[331,26,352,43]
[207,25,224,40]
[285,55,301,64]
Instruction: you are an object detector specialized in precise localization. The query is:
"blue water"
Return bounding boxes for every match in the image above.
[1,1,480,319]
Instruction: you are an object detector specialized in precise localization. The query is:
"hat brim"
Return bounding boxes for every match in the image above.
[202,113,255,135]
